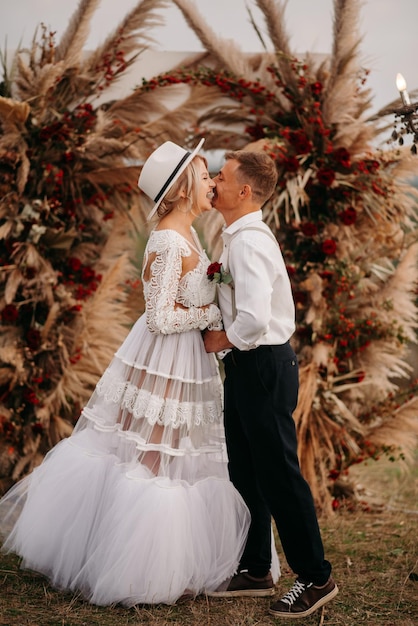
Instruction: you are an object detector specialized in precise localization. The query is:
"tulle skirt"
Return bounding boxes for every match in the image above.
[0,316,279,606]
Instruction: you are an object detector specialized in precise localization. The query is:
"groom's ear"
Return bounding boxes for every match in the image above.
[239,184,251,199]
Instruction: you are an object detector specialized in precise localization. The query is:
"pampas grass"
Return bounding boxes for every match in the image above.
[146,0,418,510]
[0,0,202,487]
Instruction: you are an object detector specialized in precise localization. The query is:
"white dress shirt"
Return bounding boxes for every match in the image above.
[217,211,295,351]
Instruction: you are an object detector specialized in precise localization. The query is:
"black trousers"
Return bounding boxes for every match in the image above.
[223,343,331,585]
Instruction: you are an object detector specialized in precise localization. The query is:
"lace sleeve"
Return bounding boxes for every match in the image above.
[144,240,221,334]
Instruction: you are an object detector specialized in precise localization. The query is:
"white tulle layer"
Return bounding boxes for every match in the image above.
[0,316,280,605]
[0,429,252,605]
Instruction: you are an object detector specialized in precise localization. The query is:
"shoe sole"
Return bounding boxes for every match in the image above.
[206,587,275,598]
[268,584,339,618]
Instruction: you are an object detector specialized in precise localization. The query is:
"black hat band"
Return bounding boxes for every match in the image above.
[154,151,191,203]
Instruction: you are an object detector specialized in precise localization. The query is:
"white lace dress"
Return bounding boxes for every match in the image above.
[0,228,252,606]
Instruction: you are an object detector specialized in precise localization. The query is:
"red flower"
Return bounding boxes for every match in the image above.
[339,207,357,225]
[1,304,19,323]
[332,498,340,511]
[319,270,334,279]
[207,262,232,285]
[300,222,318,237]
[207,262,222,279]
[310,81,323,96]
[366,159,380,173]
[245,123,266,140]
[357,159,380,174]
[316,168,335,187]
[2,421,16,437]
[332,147,351,169]
[81,266,95,282]
[26,328,42,351]
[282,156,300,173]
[321,239,337,255]
[68,257,82,271]
[23,388,40,405]
[286,129,312,155]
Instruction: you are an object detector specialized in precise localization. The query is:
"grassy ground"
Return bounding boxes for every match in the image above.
[1,455,417,626]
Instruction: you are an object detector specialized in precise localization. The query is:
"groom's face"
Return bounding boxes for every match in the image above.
[212,159,243,216]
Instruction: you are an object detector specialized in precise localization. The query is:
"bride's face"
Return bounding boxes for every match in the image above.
[195,159,216,214]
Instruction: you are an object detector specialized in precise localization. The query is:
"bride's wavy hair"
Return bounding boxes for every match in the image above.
[157,155,208,218]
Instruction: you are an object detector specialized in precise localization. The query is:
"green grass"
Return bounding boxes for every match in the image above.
[1,455,417,626]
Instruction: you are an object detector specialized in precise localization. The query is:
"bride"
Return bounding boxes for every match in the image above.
[0,139,259,606]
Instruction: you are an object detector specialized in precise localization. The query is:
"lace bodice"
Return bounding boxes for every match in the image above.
[142,229,222,334]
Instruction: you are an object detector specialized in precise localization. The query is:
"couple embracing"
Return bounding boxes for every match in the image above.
[0,139,337,619]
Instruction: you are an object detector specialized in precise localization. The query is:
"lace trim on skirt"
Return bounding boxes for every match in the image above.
[95,372,222,428]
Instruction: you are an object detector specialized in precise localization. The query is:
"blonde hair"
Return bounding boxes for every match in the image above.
[157,155,208,218]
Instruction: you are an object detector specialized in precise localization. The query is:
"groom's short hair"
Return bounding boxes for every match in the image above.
[224,150,278,204]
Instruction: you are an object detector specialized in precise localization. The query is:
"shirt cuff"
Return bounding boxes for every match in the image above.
[226,326,255,352]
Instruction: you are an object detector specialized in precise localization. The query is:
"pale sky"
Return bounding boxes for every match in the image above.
[1,0,417,115]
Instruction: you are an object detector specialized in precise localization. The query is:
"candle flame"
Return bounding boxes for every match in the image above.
[396,73,407,92]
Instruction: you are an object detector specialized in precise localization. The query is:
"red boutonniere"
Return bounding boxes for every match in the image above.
[207,262,233,285]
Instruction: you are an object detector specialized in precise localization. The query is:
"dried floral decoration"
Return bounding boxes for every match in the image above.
[143,0,418,511]
[0,0,172,489]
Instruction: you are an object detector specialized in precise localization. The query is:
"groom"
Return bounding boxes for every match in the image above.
[203,149,338,619]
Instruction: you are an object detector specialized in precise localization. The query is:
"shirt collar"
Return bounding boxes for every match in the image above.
[222,210,263,239]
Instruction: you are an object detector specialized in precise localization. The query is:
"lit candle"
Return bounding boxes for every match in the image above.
[396,73,411,106]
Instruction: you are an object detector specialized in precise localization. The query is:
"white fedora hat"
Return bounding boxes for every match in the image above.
[138,138,205,219]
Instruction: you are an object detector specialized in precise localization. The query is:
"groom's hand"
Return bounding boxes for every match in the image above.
[203,329,234,353]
